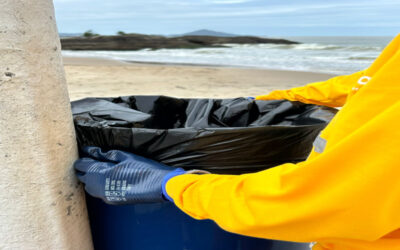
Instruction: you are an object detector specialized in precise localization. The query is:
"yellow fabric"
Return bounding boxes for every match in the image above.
[256,70,366,108]
[166,34,400,250]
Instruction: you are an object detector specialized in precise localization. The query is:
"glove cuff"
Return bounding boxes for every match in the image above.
[185,169,211,175]
[161,169,211,202]
[162,168,186,202]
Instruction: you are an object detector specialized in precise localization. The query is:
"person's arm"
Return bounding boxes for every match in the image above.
[256,70,365,108]
[166,101,400,243]
[256,34,400,108]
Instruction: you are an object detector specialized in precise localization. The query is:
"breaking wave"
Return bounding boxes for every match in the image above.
[348,56,377,60]
[62,36,392,75]
[227,43,383,51]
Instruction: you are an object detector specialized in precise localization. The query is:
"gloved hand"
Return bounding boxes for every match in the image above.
[74,146,186,204]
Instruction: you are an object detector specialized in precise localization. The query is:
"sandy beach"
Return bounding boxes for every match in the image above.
[63,56,336,101]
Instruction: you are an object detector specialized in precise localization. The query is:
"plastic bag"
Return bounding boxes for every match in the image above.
[72,96,337,174]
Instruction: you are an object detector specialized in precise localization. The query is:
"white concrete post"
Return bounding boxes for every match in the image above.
[0,1,93,249]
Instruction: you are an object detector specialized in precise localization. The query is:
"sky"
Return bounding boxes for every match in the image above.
[53,0,400,36]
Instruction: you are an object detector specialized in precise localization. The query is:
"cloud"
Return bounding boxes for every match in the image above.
[159,1,400,20]
[53,0,85,2]
[53,0,400,36]
[205,0,255,4]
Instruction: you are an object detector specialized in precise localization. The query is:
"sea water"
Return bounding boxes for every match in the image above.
[62,36,393,75]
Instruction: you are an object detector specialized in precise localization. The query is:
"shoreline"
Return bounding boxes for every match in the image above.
[63,55,339,74]
[63,56,336,101]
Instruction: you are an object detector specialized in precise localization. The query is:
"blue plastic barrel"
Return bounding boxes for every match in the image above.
[86,194,310,250]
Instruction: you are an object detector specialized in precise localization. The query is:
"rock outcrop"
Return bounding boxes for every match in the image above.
[61,34,299,50]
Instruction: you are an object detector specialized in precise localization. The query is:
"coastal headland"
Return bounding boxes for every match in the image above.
[61,33,299,50]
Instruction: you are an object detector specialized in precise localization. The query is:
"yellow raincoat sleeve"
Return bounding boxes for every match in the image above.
[256,34,400,108]
[166,101,400,243]
[255,70,365,108]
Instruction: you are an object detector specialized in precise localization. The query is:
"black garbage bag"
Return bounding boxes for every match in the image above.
[71,96,337,174]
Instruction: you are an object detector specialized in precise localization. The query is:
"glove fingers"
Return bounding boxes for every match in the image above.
[74,157,114,173]
[81,146,134,163]
[76,171,86,183]
[80,147,173,171]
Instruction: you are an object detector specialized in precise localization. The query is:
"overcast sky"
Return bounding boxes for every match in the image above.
[53,0,400,36]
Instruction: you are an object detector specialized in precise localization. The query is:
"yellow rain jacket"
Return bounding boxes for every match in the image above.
[166,34,400,250]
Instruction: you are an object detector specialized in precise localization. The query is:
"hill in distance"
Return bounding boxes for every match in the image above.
[59,33,81,38]
[60,30,237,38]
[180,29,238,37]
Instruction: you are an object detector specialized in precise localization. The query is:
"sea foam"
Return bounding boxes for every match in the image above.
[62,36,392,75]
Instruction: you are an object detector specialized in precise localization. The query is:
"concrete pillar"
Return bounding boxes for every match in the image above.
[0,1,93,249]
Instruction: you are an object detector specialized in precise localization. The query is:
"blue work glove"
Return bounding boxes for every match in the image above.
[74,146,186,204]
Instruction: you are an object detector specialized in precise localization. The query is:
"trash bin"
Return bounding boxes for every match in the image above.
[72,96,337,250]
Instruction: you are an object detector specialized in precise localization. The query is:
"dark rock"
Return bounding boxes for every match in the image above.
[61,33,299,51]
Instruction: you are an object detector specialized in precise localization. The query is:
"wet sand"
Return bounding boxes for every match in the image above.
[63,56,336,101]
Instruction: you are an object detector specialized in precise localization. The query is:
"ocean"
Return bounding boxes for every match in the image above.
[62,36,394,75]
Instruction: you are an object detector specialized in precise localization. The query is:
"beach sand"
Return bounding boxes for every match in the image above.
[63,56,336,101]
